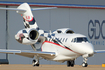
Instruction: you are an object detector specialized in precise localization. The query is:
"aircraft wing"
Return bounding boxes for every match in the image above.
[94,50,105,54]
[0,49,55,58]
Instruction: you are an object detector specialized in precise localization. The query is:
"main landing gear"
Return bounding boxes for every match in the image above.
[32,59,40,67]
[82,58,88,67]
[32,56,40,67]
[31,44,40,67]
[67,58,88,67]
[67,60,75,67]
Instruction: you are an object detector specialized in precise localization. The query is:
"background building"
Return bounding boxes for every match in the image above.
[0,0,105,65]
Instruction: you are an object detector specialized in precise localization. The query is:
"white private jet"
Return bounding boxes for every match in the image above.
[0,3,105,67]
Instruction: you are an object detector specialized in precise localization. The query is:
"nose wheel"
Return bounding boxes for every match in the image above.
[82,58,88,67]
[67,60,75,67]
[82,62,88,67]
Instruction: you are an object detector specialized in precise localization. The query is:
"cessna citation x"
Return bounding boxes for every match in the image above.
[0,3,105,67]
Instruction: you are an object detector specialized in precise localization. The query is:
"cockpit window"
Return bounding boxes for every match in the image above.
[71,37,89,43]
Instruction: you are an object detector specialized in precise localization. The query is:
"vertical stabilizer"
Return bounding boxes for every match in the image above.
[16,3,38,28]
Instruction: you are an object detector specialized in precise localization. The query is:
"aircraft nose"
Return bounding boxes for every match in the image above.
[87,48,94,56]
[84,44,94,57]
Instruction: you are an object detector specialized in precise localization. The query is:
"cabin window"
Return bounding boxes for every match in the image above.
[65,38,68,42]
[62,38,65,42]
[52,40,59,45]
[71,38,76,42]
[60,38,62,41]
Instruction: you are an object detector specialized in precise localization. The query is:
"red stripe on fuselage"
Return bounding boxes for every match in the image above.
[42,41,82,54]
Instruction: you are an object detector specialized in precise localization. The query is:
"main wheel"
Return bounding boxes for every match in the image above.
[82,62,88,67]
[32,60,36,66]
[67,61,71,67]
[36,64,39,66]
[32,60,40,67]
[71,60,75,67]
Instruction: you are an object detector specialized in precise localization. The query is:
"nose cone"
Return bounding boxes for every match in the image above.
[83,43,94,56]
[86,48,94,57]
[72,42,94,56]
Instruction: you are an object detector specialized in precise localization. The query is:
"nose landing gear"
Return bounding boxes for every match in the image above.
[82,58,88,67]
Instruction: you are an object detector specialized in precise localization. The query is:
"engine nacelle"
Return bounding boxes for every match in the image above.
[15,28,39,45]
[53,28,74,34]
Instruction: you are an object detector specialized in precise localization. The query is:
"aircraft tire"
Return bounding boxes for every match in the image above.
[36,64,39,66]
[32,60,40,67]
[67,61,71,67]
[71,60,75,67]
[32,60,36,66]
[82,62,88,67]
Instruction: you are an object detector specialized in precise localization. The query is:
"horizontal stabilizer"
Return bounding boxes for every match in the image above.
[0,7,26,11]
[31,7,57,11]
[0,7,57,11]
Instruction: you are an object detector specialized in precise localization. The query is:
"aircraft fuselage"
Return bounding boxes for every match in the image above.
[41,33,94,62]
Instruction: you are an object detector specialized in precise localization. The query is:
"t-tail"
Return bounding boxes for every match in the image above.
[16,3,38,29]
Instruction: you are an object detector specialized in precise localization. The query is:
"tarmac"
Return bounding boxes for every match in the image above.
[0,64,104,70]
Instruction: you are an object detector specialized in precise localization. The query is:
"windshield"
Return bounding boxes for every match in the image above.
[71,37,89,43]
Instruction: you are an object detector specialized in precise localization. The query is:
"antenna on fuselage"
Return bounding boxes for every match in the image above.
[49,30,52,35]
